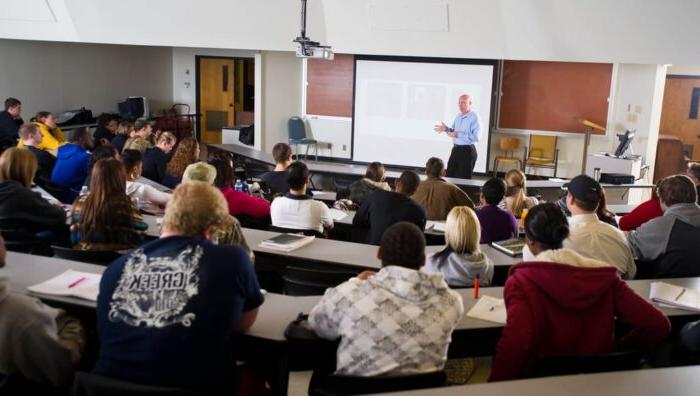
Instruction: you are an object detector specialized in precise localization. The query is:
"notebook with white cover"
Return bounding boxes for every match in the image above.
[328,208,348,221]
[649,282,700,312]
[466,295,507,324]
[28,270,102,301]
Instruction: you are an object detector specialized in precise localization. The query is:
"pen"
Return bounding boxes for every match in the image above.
[474,275,480,299]
[675,288,686,301]
[68,277,86,288]
[489,306,495,312]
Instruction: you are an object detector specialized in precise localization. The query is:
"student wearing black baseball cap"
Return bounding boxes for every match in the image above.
[561,175,636,279]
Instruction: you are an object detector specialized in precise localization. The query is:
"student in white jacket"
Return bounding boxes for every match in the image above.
[423,206,494,287]
[122,149,172,212]
[0,235,84,388]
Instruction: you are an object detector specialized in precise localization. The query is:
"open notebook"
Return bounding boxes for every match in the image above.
[28,270,102,302]
[649,282,700,312]
[466,295,507,324]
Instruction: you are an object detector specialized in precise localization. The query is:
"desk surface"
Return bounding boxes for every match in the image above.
[4,252,699,343]
[210,144,655,190]
[380,365,700,396]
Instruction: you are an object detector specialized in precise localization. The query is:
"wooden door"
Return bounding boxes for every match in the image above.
[199,58,235,144]
[660,76,700,160]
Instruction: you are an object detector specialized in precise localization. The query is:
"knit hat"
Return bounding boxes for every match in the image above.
[182,162,217,184]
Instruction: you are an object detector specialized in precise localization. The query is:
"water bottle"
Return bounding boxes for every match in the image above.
[234,179,243,192]
[79,185,89,197]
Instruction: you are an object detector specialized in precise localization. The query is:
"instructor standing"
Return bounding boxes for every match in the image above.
[434,94,480,179]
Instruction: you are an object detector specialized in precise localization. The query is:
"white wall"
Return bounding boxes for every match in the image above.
[0,39,173,117]
[259,51,303,153]
[2,1,700,65]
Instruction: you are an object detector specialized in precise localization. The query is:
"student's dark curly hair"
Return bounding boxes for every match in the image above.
[379,222,426,270]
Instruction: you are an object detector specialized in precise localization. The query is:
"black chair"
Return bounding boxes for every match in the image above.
[531,350,644,378]
[71,372,201,396]
[0,373,65,396]
[52,246,122,266]
[268,225,326,239]
[283,266,359,296]
[0,229,51,255]
[308,370,447,396]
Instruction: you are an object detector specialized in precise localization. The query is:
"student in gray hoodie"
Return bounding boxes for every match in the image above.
[628,174,700,278]
[0,235,85,388]
[423,206,494,287]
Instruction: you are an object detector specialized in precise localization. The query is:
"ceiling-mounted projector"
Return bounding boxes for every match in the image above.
[294,0,334,60]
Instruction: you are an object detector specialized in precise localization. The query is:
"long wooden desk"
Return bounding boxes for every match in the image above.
[209,143,655,191]
[380,365,700,396]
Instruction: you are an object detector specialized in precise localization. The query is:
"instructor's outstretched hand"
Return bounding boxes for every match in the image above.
[433,122,448,133]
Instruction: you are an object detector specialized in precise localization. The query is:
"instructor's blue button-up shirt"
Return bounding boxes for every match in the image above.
[451,111,480,146]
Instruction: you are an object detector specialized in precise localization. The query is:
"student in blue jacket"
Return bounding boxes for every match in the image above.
[51,127,92,201]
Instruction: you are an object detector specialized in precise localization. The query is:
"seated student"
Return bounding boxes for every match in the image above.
[562,175,636,279]
[122,149,171,212]
[476,178,518,243]
[0,97,23,145]
[18,123,55,182]
[260,142,293,196]
[490,203,671,382]
[347,161,391,206]
[0,148,67,235]
[92,113,119,147]
[51,127,93,200]
[209,157,271,222]
[556,186,617,228]
[499,169,538,218]
[94,182,263,394]
[353,170,426,245]
[413,157,475,220]
[18,112,66,153]
[309,222,463,376]
[687,162,700,203]
[121,118,154,154]
[110,120,133,154]
[619,194,663,231]
[627,175,700,277]
[270,161,333,234]
[70,159,147,251]
[83,144,119,189]
[163,137,200,188]
[423,206,494,287]
[182,161,217,184]
[141,131,176,182]
[0,234,85,388]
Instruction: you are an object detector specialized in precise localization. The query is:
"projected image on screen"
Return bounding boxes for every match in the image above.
[353,59,495,174]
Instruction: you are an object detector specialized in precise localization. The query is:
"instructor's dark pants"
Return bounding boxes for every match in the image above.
[447,144,477,179]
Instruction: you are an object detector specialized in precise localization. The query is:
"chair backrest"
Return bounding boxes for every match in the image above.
[52,246,122,266]
[0,229,48,254]
[268,225,325,238]
[71,372,201,396]
[531,351,643,378]
[288,117,307,140]
[528,135,557,159]
[309,370,447,396]
[499,137,520,152]
[283,266,359,296]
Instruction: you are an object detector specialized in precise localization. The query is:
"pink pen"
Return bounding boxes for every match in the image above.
[68,277,86,288]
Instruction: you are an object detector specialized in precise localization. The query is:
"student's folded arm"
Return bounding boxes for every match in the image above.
[489,281,534,382]
[626,217,672,261]
[614,281,671,348]
[236,308,259,332]
[308,288,342,340]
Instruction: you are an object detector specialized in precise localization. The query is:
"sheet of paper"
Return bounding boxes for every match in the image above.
[425,221,436,231]
[650,282,700,311]
[28,269,102,301]
[466,295,507,324]
[328,208,348,221]
[432,222,447,233]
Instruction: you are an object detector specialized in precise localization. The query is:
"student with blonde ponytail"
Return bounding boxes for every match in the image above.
[500,169,538,218]
[422,206,494,287]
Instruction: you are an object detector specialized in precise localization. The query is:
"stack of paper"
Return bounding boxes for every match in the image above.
[28,270,102,301]
[649,282,700,312]
[259,233,315,252]
[466,295,507,324]
[328,208,348,221]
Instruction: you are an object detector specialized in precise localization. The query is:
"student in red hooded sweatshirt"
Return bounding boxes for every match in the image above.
[208,157,270,223]
[489,202,670,382]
